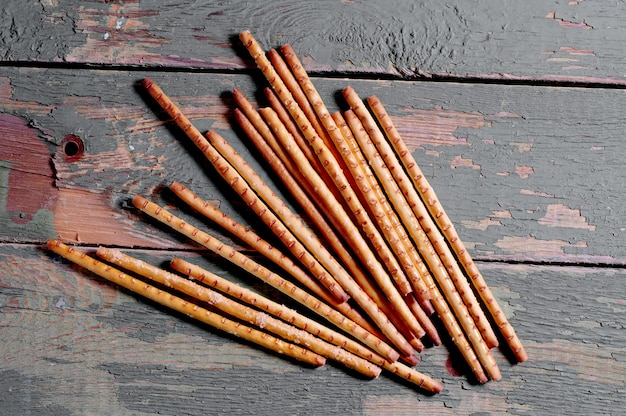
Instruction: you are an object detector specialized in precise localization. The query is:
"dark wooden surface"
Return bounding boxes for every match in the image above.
[1,1,625,415]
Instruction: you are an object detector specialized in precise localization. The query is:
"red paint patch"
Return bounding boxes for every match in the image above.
[0,114,58,226]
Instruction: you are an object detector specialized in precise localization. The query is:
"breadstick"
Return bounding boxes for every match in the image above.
[233,98,394,330]
[141,76,348,304]
[46,240,325,367]
[208,129,360,306]
[270,45,430,342]
[330,110,420,298]
[167,257,385,364]
[404,293,441,346]
[262,87,317,166]
[342,88,500,381]
[383,360,444,394]
[267,49,332,150]
[169,180,377,336]
[233,88,344,210]
[247,106,422,353]
[96,246,381,378]
[347,87,497,348]
[171,261,441,392]
[338,110,433,311]
[367,95,528,363]
[231,108,391,339]
[267,49,353,185]
[132,195,402,362]
[259,107,425,343]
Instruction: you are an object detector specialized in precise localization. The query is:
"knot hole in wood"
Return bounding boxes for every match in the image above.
[61,134,84,161]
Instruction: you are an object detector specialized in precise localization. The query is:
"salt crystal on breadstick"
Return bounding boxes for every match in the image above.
[46,240,325,367]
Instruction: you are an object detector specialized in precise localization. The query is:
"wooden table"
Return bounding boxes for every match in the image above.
[1,1,624,414]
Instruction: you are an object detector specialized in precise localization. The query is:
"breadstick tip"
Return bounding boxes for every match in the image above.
[46,239,61,250]
[169,181,184,192]
[132,194,149,209]
[141,77,154,88]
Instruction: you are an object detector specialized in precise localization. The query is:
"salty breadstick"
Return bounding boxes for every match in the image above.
[262,87,318,167]
[367,95,528,363]
[267,49,332,150]
[267,49,353,185]
[247,105,420,351]
[169,180,377,336]
[170,262,440,392]
[46,240,325,367]
[343,88,500,381]
[383,360,444,394]
[168,257,386,365]
[233,88,344,210]
[336,110,438,344]
[338,110,433,310]
[330,110,420,298]
[132,195,401,362]
[259,107,425,343]
[141,76,348,303]
[208,130,360,307]
[347,88,497,348]
[273,45,413,296]
[96,247,381,378]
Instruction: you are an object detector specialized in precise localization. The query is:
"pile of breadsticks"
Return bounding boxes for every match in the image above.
[48,31,527,393]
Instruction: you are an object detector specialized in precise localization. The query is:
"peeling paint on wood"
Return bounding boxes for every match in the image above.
[1,68,625,263]
[1,2,625,414]
[2,1,626,84]
[1,246,623,414]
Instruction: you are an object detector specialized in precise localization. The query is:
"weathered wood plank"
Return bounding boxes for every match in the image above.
[1,244,623,415]
[1,0,626,84]
[1,68,624,264]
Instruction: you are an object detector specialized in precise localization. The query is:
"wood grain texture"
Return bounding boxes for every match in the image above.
[1,0,625,84]
[1,245,623,415]
[1,1,625,414]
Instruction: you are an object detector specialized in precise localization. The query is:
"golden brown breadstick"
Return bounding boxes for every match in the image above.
[132,195,401,362]
[169,180,377,337]
[208,130,362,306]
[259,106,425,344]
[141,76,348,304]
[46,240,325,367]
[342,87,500,381]
[367,95,528,363]
[347,88,497,348]
[96,247,381,378]
[338,110,434,312]
[330,110,419,298]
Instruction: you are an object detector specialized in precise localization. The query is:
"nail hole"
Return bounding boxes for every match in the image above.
[61,135,84,161]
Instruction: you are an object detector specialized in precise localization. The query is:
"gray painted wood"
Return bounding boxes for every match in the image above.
[1,245,624,415]
[1,1,624,415]
[1,68,624,264]
[1,1,626,84]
